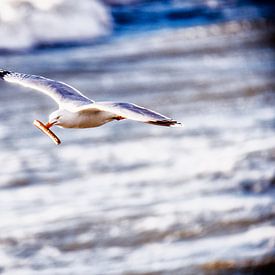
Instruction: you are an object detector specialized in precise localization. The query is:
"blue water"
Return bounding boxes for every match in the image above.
[110,0,275,34]
[0,0,274,52]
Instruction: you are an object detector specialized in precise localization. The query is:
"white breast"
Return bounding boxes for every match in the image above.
[61,110,115,128]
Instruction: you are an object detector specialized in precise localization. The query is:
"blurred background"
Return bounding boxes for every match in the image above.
[0,1,275,274]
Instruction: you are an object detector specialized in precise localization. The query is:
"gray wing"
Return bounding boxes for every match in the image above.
[0,70,93,109]
[76,101,182,127]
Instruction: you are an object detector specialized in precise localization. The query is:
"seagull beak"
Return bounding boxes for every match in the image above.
[45,121,56,129]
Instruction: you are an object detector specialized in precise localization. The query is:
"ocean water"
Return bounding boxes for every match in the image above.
[0,1,275,275]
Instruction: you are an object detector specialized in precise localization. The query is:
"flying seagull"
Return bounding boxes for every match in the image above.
[0,69,181,138]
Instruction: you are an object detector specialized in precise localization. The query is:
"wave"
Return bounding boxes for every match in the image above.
[0,0,112,51]
[0,0,273,52]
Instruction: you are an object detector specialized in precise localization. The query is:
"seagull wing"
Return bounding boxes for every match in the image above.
[0,70,93,109]
[75,101,182,127]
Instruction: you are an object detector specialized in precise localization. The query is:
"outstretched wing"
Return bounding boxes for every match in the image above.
[76,101,182,127]
[0,70,93,109]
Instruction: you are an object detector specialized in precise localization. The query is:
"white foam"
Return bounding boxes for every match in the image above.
[0,0,112,50]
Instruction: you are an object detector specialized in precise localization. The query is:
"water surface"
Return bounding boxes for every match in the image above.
[0,2,275,275]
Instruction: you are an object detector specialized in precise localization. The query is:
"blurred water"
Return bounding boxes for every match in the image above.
[0,2,275,275]
[0,0,274,52]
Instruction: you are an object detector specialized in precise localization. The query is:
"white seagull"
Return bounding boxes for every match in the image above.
[0,69,181,133]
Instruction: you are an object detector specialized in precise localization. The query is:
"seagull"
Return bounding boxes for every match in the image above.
[0,69,181,131]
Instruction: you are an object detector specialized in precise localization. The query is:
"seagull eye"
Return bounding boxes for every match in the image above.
[56,116,61,120]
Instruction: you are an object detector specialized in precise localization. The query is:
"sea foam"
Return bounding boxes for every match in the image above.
[0,0,112,51]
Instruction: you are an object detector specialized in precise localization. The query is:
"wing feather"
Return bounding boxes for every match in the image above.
[75,102,182,127]
[0,70,93,109]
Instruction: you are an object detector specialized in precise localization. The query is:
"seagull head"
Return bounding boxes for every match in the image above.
[47,109,66,128]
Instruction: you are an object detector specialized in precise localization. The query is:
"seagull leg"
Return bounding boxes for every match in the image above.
[115,116,125,121]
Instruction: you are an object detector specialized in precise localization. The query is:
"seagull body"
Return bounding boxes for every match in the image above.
[0,69,181,130]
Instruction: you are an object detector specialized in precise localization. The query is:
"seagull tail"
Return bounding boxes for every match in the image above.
[148,120,183,127]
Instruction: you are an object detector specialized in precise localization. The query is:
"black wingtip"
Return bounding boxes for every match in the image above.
[148,120,183,127]
[0,69,10,79]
